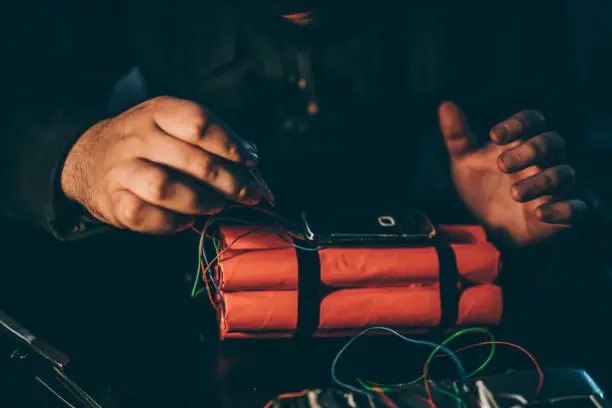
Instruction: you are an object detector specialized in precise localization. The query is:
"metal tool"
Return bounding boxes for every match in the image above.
[0,309,70,369]
[0,309,103,408]
[249,167,276,207]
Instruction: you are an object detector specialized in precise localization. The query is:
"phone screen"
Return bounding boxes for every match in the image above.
[301,208,436,244]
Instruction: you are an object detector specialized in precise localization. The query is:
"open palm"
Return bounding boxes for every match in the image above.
[438,102,586,247]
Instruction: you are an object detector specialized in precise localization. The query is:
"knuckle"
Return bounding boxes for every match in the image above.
[195,156,218,181]
[146,170,171,201]
[183,188,200,210]
[184,103,208,135]
[202,122,224,144]
[119,195,145,228]
[525,141,543,159]
[225,141,242,161]
[223,175,244,200]
[150,95,176,106]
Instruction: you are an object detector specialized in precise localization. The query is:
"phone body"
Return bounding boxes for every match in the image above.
[300,208,437,245]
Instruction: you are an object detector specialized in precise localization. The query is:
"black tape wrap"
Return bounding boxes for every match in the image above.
[434,242,460,331]
[292,239,461,338]
[293,240,321,339]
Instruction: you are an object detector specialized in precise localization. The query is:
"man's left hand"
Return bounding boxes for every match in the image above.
[438,101,587,247]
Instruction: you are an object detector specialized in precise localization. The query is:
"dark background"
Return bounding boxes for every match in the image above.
[1,0,612,407]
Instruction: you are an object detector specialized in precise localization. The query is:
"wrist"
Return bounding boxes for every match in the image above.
[59,120,105,205]
[60,152,80,204]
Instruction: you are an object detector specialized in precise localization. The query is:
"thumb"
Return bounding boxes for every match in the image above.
[438,101,478,158]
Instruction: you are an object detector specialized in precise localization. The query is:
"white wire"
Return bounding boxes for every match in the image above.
[476,381,500,408]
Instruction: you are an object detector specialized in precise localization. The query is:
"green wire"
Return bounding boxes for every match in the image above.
[424,327,495,380]
[433,385,469,408]
[190,229,206,298]
[213,237,219,256]
[191,215,307,298]
[452,382,462,408]
[357,328,495,403]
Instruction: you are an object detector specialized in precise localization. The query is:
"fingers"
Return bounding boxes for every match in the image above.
[115,159,227,215]
[511,165,575,202]
[498,131,564,173]
[142,132,263,205]
[111,189,195,234]
[438,101,478,157]
[151,96,257,166]
[490,110,546,145]
[536,199,588,225]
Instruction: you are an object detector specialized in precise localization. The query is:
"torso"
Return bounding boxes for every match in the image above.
[120,0,573,205]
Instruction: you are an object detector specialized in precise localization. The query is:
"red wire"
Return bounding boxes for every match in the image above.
[199,217,221,310]
[201,227,272,311]
[423,340,544,404]
[373,387,400,408]
[408,392,435,407]
[263,390,310,408]
[200,235,220,311]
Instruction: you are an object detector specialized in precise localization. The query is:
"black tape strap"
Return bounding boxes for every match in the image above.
[435,244,460,330]
[293,241,321,339]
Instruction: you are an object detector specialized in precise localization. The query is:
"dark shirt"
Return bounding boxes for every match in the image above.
[0,0,585,240]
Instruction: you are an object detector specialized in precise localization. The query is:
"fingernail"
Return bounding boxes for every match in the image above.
[245,186,265,205]
[492,127,507,143]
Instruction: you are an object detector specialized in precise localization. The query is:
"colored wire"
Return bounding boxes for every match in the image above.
[331,327,466,402]
[198,228,262,307]
[272,229,321,251]
[428,328,495,378]
[422,330,496,403]
[191,210,317,299]
[434,385,469,408]
[356,381,468,408]
[373,387,399,408]
[445,341,544,396]
[191,216,259,299]
[190,228,207,298]
[358,328,494,392]
[263,390,310,408]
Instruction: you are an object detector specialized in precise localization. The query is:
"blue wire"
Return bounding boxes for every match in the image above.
[330,327,467,401]
[289,242,322,251]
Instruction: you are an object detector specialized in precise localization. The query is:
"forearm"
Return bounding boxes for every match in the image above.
[0,103,113,240]
[0,0,129,240]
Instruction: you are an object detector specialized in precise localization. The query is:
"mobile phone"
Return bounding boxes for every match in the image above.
[300,208,437,245]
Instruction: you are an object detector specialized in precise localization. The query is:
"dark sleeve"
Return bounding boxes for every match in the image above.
[0,0,132,240]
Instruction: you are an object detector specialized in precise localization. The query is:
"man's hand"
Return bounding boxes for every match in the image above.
[438,101,587,246]
[60,96,263,234]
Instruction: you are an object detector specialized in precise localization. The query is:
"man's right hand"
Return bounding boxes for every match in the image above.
[60,96,263,234]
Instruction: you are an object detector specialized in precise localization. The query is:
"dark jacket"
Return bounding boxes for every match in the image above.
[0,0,585,240]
